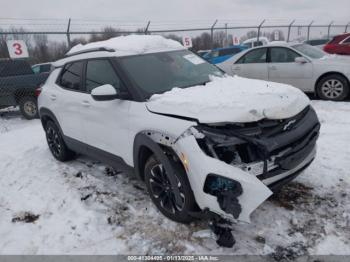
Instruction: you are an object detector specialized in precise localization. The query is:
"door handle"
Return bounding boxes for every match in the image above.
[81,100,90,107]
[269,66,277,70]
[233,66,241,71]
[50,94,57,101]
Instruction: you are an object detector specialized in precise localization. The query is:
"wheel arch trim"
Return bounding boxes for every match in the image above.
[39,107,64,134]
[133,132,183,205]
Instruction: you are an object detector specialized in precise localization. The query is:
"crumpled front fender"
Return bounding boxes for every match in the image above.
[173,135,272,223]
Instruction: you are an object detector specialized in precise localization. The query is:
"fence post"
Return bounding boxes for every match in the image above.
[287,20,295,42]
[257,19,265,42]
[327,21,334,39]
[66,18,71,48]
[210,19,218,53]
[144,21,151,35]
[345,22,350,33]
[307,20,314,41]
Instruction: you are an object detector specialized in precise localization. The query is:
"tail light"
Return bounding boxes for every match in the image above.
[35,87,42,97]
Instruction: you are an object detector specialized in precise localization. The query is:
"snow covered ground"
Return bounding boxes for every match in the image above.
[0,101,349,257]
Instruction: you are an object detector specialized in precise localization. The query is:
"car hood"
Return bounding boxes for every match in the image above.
[146,75,310,124]
[315,54,350,65]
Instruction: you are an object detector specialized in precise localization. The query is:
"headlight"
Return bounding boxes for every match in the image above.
[193,125,264,165]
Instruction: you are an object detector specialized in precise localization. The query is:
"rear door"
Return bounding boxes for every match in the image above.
[53,61,86,141]
[232,47,268,80]
[79,58,131,159]
[267,47,313,90]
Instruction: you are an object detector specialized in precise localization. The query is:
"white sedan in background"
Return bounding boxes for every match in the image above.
[218,43,350,101]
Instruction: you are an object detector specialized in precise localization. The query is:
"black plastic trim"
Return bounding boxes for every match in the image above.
[63,135,134,174]
[133,132,182,205]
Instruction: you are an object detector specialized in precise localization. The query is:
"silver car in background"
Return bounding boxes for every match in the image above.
[218,43,350,101]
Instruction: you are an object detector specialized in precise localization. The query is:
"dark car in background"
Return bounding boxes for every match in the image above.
[304,38,330,49]
[324,33,350,55]
[0,60,49,119]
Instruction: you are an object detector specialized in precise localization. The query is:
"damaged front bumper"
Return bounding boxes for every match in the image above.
[173,106,320,222]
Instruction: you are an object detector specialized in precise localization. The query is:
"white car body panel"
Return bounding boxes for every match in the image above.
[217,44,350,94]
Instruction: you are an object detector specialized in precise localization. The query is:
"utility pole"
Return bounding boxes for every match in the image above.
[287,20,295,42]
[210,19,218,53]
[66,18,71,48]
[327,21,334,39]
[225,23,228,47]
[257,19,265,42]
[307,20,314,41]
[144,21,151,35]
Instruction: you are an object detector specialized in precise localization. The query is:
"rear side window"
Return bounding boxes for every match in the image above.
[32,65,40,74]
[58,61,84,91]
[342,36,350,44]
[85,60,122,93]
[237,48,267,64]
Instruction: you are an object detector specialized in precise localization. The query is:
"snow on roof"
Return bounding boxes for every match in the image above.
[267,41,289,46]
[53,35,185,67]
[67,35,185,56]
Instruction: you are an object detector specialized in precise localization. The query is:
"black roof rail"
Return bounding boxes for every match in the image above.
[65,47,115,57]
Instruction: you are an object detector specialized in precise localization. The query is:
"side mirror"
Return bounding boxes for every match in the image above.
[295,56,308,64]
[91,84,118,101]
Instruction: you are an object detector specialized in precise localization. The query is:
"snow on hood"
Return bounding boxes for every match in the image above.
[66,35,185,56]
[146,76,310,124]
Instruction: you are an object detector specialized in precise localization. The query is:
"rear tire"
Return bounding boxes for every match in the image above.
[316,74,349,101]
[19,96,38,120]
[144,154,196,223]
[44,121,75,161]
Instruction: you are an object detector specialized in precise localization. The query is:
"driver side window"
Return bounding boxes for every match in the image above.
[85,59,123,93]
[270,47,300,63]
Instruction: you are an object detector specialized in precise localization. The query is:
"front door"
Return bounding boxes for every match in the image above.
[79,58,131,160]
[267,47,313,91]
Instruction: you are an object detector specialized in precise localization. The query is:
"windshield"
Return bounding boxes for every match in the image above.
[292,44,326,59]
[118,50,224,96]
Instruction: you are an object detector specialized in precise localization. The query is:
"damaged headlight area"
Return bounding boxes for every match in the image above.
[194,123,268,173]
[193,106,320,181]
[204,174,243,219]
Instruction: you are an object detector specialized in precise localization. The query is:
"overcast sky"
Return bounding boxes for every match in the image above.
[1,0,349,24]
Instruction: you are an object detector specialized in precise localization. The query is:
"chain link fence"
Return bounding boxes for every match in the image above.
[0,18,349,119]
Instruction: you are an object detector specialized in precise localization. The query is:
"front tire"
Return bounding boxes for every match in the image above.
[316,74,349,101]
[44,121,75,161]
[19,96,38,120]
[144,155,196,223]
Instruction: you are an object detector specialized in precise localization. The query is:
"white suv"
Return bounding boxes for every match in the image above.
[38,35,320,247]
